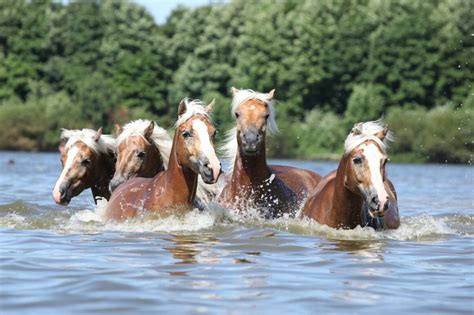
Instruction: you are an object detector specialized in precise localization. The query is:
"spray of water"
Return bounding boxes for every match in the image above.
[0,198,470,241]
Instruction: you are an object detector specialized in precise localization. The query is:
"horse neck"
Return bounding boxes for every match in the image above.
[91,151,115,201]
[160,133,198,204]
[232,140,271,186]
[144,144,165,176]
[331,155,364,228]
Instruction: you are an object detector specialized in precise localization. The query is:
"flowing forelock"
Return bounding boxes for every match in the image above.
[61,128,115,154]
[175,98,212,127]
[344,119,394,155]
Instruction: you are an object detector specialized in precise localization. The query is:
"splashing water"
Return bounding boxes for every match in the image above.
[0,198,467,242]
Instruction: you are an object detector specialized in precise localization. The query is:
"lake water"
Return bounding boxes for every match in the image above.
[0,151,473,314]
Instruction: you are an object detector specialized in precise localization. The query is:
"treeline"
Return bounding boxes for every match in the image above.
[0,0,472,163]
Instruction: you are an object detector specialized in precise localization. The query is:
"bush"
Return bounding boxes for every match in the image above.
[344,83,387,127]
[420,106,473,163]
[386,105,473,163]
[0,92,85,150]
[294,109,345,160]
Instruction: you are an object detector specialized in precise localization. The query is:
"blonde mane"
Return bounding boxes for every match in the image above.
[61,128,115,154]
[222,89,278,173]
[344,119,394,155]
[116,119,172,168]
[175,98,211,127]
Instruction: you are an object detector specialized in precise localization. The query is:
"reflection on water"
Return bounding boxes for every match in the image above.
[165,235,200,265]
[0,152,473,314]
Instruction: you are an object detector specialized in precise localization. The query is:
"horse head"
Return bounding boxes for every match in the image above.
[343,121,393,219]
[110,120,171,192]
[174,98,221,184]
[230,87,277,156]
[52,128,115,205]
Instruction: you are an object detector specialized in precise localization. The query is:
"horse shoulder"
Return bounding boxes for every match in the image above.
[105,177,153,220]
[302,171,337,223]
[383,178,400,229]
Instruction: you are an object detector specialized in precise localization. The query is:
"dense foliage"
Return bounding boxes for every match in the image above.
[0,0,472,163]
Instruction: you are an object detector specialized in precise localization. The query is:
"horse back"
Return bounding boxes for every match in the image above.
[269,165,322,198]
[105,177,155,220]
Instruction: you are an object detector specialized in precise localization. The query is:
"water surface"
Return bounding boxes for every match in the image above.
[0,152,473,314]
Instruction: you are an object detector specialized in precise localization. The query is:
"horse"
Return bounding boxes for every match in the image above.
[218,88,322,217]
[302,120,400,230]
[52,128,116,205]
[109,119,172,192]
[104,98,222,220]
[109,119,219,204]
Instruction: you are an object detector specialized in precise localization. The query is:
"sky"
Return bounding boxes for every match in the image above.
[133,0,222,24]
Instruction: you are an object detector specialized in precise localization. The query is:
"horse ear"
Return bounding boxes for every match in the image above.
[231,87,239,96]
[205,98,215,114]
[266,89,276,100]
[178,99,187,117]
[60,128,70,142]
[375,126,389,141]
[144,121,154,140]
[115,123,123,135]
[351,123,363,136]
[94,127,103,142]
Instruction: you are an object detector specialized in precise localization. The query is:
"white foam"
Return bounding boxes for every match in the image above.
[65,203,230,234]
[0,203,465,241]
[383,214,456,241]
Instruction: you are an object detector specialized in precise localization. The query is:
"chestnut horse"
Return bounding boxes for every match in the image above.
[218,88,322,217]
[109,119,219,204]
[110,119,171,192]
[302,121,400,230]
[105,99,221,220]
[52,128,116,205]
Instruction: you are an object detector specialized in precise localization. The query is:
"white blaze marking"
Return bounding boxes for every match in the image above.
[192,120,221,179]
[53,146,79,198]
[363,144,388,203]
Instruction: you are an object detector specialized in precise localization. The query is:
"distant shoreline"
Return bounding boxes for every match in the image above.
[1,150,470,165]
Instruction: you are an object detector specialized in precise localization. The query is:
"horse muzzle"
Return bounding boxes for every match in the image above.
[240,128,263,156]
[52,183,72,206]
[367,195,389,218]
[198,158,222,184]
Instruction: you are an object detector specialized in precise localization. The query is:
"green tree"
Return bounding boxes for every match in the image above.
[344,83,386,126]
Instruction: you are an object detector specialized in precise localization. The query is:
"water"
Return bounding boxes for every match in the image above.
[0,151,473,314]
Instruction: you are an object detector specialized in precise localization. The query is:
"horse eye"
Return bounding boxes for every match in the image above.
[235,112,240,119]
[137,151,146,159]
[264,113,270,119]
[182,131,192,139]
[352,157,363,165]
[81,158,91,165]
[212,130,218,140]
